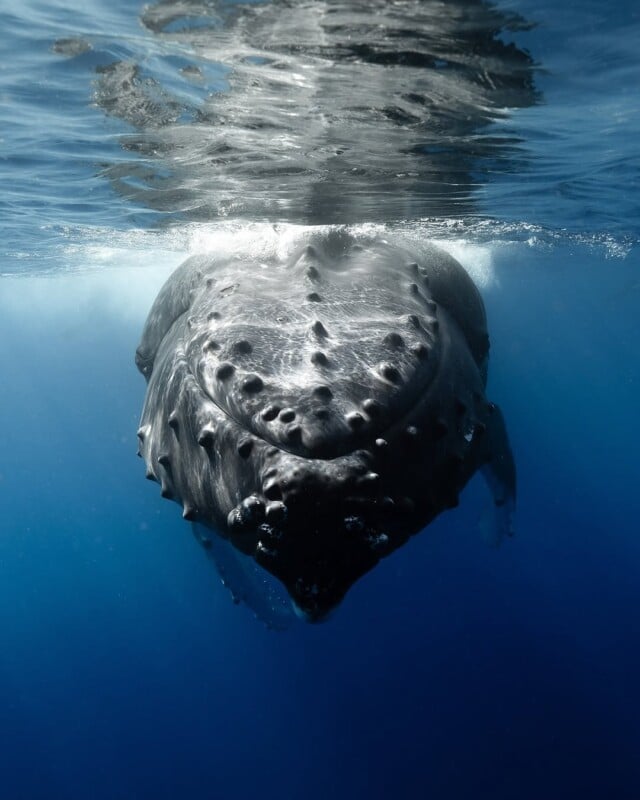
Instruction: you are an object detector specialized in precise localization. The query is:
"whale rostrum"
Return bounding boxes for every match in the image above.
[136,229,516,622]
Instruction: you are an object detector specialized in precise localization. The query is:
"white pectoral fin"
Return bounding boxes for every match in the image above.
[480,404,517,546]
[193,524,296,631]
[478,480,516,547]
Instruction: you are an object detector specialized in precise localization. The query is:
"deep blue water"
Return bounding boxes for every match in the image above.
[1,0,639,798]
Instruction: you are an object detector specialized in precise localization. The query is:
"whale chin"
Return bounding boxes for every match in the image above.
[136,229,516,624]
[250,503,394,623]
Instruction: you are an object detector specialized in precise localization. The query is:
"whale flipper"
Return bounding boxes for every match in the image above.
[193,524,295,631]
[481,404,517,544]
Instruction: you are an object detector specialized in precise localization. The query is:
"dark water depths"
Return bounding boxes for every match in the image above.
[0,0,639,797]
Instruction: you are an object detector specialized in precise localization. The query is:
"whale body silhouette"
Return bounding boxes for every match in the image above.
[136,228,516,621]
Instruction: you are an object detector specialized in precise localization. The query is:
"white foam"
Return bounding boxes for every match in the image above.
[0,221,501,324]
[0,228,187,322]
[435,240,496,290]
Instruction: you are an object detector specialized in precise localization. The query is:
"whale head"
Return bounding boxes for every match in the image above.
[136,228,515,622]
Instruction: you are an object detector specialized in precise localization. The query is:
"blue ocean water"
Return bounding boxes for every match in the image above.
[1,0,639,798]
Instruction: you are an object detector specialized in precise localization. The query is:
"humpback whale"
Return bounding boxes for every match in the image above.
[136,228,515,621]
[112,0,533,623]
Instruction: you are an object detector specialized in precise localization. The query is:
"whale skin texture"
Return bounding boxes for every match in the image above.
[136,228,516,622]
